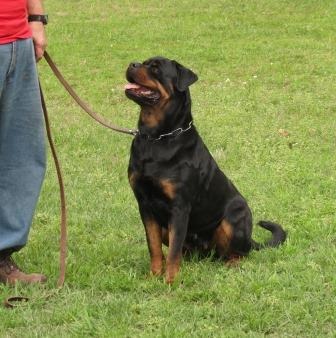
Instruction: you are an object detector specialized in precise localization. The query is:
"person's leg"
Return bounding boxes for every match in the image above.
[0,38,46,284]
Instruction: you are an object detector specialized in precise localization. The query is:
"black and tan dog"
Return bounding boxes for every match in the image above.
[125,57,286,284]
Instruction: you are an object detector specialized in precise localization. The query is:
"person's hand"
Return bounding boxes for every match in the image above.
[29,22,47,61]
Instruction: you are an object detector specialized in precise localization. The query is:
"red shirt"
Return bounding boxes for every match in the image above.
[0,0,32,44]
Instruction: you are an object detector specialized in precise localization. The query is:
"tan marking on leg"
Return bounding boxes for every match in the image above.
[213,220,233,258]
[165,225,181,284]
[144,219,164,276]
[159,179,176,200]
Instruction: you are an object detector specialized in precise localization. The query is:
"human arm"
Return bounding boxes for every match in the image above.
[27,0,47,61]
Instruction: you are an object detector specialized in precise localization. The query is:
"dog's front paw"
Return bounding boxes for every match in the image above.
[225,253,243,267]
[165,264,179,284]
[150,258,164,276]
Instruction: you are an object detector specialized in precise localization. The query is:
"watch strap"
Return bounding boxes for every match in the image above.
[28,14,48,25]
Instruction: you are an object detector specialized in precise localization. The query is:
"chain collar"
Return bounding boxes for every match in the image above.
[136,121,193,141]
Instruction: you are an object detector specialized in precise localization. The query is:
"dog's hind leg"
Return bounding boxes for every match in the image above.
[212,219,234,259]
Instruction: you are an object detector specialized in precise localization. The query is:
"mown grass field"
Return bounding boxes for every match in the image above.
[1,0,336,336]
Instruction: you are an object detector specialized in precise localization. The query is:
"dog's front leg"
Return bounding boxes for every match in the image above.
[166,205,190,284]
[143,217,164,276]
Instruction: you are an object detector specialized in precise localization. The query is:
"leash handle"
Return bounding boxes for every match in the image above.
[3,296,29,309]
[39,82,67,288]
[43,51,138,136]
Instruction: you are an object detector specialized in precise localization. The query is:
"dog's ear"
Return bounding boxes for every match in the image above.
[173,60,198,92]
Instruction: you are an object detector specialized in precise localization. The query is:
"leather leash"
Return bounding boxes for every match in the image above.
[4,51,136,308]
[41,50,138,284]
[40,84,67,289]
[41,51,137,287]
[43,51,138,136]
[3,296,29,309]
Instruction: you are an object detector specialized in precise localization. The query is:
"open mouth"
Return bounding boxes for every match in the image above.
[125,82,160,103]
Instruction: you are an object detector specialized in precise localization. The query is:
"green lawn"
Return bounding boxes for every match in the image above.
[1,0,335,336]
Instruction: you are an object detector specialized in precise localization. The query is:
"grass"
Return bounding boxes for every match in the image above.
[1,0,336,336]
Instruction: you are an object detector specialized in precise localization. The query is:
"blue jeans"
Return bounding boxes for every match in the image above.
[0,38,46,254]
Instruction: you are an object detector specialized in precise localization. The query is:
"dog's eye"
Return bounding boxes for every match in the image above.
[151,64,159,74]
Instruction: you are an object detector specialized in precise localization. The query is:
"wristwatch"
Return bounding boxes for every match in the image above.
[28,14,48,25]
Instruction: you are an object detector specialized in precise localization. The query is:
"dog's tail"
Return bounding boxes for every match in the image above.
[251,221,287,250]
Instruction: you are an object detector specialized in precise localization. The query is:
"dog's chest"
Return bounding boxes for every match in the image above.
[129,139,182,179]
[129,161,177,203]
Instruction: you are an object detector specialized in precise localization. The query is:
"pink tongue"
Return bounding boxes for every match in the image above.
[125,83,141,90]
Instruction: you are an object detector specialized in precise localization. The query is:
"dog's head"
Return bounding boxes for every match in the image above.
[125,56,198,108]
